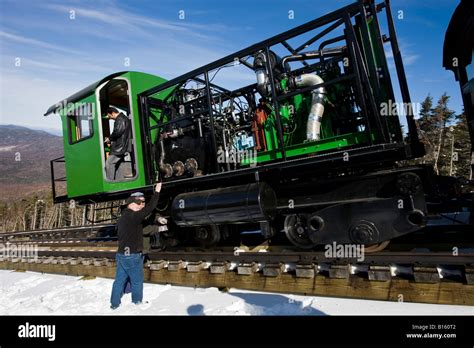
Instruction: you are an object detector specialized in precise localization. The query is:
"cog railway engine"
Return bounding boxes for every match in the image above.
[45,0,473,249]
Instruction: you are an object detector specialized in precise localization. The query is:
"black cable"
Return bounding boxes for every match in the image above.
[209,58,251,83]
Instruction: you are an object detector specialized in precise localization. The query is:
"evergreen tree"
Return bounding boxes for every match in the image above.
[407,93,470,179]
[418,94,434,132]
[445,112,472,179]
[432,93,455,174]
[417,94,435,164]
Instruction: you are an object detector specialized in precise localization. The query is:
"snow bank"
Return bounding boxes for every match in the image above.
[0,270,472,315]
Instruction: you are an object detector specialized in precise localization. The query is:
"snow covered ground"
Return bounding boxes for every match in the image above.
[0,270,472,315]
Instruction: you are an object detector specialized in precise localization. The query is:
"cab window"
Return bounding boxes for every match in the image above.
[67,103,94,144]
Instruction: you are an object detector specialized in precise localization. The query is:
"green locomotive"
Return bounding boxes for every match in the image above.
[45,0,471,249]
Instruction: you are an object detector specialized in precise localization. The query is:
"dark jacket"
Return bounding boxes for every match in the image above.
[117,192,160,254]
[109,113,131,156]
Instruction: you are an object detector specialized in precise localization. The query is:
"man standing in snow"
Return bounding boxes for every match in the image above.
[110,183,162,309]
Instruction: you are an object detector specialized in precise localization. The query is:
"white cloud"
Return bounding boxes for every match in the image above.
[44,3,226,41]
[402,53,420,66]
[0,71,87,129]
[0,11,242,131]
[0,1,263,131]
[384,38,419,69]
[0,31,81,55]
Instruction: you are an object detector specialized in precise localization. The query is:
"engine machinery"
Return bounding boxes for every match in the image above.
[45,0,473,249]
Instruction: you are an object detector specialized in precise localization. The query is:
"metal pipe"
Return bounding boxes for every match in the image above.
[281,46,345,73]
[265,46,287,161]
[281,40,309,66]
[294,18,345,52]
[293,74,326,141]
[204,71,219,172]
[255,68,269,96]
[278,74,353,101]
[318,35,345,51]
[197,117,203,138]
[158,137,173,178]
[138,95,154,184]
[222,127,231,171]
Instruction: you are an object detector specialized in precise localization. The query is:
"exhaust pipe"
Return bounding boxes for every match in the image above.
[158,138,173,178]
[292,74,326,141]
[255,68,269,97]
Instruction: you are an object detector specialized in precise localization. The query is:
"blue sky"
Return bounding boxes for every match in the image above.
[0,0,464,131]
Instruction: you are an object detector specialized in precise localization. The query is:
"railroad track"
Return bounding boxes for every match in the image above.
[2,224,473,306]
[0,223,115,241]
[1,244,473,306]
[3,223,473,249]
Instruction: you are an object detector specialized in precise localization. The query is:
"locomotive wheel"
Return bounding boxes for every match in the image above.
[195,225,221,248]
[284,214,317,249]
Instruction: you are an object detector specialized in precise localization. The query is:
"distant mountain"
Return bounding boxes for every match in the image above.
[29,127,63,136]
[0,125,63,200]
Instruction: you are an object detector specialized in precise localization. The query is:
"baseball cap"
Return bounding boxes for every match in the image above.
[125,192,145,205]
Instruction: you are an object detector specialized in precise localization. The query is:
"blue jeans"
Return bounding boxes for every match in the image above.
[110,253,144,308]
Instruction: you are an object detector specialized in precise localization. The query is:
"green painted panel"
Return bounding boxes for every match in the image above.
[61,71,168,199]
[101,72,168,194]
[241,132,371,165]
[62,94,103,198]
